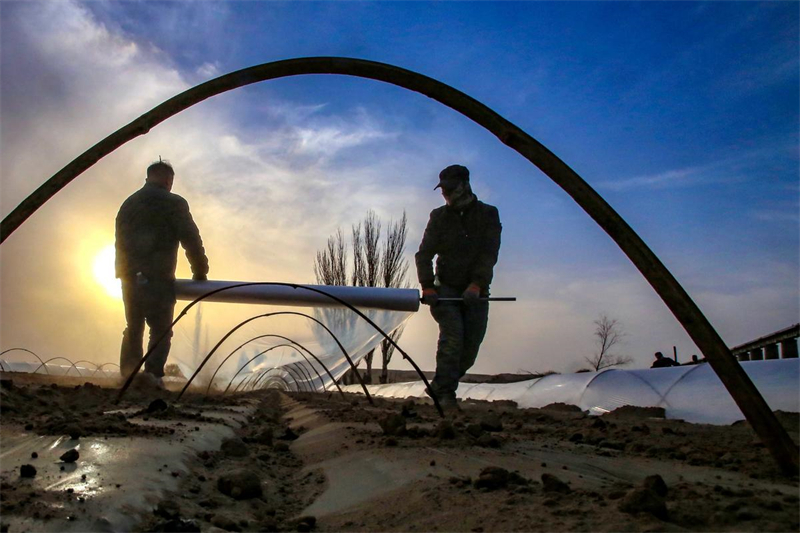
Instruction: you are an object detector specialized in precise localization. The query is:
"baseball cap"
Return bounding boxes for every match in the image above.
[434,164,469,190]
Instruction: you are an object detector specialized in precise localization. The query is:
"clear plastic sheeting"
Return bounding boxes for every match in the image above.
[342,359,800,425]
[168,280,419,392]
[172,304,414,393]
[0,282,416,394]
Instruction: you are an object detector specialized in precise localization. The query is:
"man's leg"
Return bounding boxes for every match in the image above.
[143,282,176,379]
[430,286,465,401]
[459,300,489,378]
[120,281,145,379]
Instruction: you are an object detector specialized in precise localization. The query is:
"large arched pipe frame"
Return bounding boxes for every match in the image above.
[1,56,792,473]
[206,333,343,398]
[0,348,50,375]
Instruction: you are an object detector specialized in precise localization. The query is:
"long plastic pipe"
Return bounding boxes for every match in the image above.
[175,279,420,312]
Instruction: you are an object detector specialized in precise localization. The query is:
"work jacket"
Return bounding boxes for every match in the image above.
[115,182,209,282]
[415,196,502,293]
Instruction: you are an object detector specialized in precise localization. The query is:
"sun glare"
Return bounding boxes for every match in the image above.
[93,244,122,299]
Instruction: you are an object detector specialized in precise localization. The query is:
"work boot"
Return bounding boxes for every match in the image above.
[129,371,166,392]
[437,395,461,417]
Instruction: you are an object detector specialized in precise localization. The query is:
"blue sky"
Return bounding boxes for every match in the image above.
[1,1,797,376]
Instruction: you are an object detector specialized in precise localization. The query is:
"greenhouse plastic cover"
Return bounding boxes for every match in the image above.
[342,359,800,425]
[0,302,415,394]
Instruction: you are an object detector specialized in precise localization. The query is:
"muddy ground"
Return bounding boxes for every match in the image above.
[0,372,798,532]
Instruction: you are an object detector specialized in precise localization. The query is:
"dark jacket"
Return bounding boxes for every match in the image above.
[115,183,209,281]
[651,357,679,369]
[415,196,502,293]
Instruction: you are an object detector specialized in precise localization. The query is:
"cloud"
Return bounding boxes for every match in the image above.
[0,1,437,370]
[595,147,784,192]
[196,62,221,79]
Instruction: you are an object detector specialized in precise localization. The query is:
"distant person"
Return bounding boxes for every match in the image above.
[415,164,502,410]
[115,159,209,385]
[684,354,704,365]
[651,351,679,369]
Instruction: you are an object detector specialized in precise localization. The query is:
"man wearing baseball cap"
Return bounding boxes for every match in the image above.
[415,164,502,410]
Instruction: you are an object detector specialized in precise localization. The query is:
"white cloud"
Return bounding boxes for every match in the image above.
[196,61,221,79]
[596,147,784,192]
[0,1,432,370]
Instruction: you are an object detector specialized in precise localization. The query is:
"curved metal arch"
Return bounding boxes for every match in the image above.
[577,368,671,412]
[205,333,332,396]
[250,367,282,391]
[287,360,316,391]
[0,348,50,374]
[285,362,313,392]
[234,360,309,395]
[149,284,437,411]
[3,56,792,472]
[251,365,296,392]
[67,360,100,378]
[180,310,368,402]
[250,363,309,394]
[224,344,295,394]
[657,363,707,402]
[259,374,292,392]
[253,369,294,392]
[118,284,437,412]
[0,360,5,372]
[91,362,121,378]
[34,357,77,376]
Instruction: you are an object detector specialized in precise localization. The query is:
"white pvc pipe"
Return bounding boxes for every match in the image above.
[174,279,421,312]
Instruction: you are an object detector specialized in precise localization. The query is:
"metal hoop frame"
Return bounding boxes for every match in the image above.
[2,57,792,472]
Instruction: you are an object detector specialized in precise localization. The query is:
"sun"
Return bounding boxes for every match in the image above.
[92,244,122,299]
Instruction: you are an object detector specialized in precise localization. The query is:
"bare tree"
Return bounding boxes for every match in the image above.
[585,314,632,371]
[379,211,409,383]
[314,228,348,286]
[379,324,405,384]
[351,211,382,382]
[313,210,409,385]
[382,211,408,289]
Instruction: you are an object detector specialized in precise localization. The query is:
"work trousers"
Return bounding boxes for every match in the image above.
[120,278,176,379]
[430,284,489,399]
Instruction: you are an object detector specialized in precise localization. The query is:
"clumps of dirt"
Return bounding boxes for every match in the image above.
[0,379,174,438]
[494,402,800,480]
[59,449,79,463]
[474,466,531,491]
[136,389,327,533]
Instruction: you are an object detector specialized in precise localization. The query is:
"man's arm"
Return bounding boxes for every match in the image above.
[414,211,439,290]
[174,198,209,280]
[470,205,502,290]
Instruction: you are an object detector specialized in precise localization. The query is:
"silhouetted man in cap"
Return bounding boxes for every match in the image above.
[115,160,209,384]
[415,164,502,409]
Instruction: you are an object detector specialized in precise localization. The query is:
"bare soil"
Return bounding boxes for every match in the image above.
[0,372,797,532]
